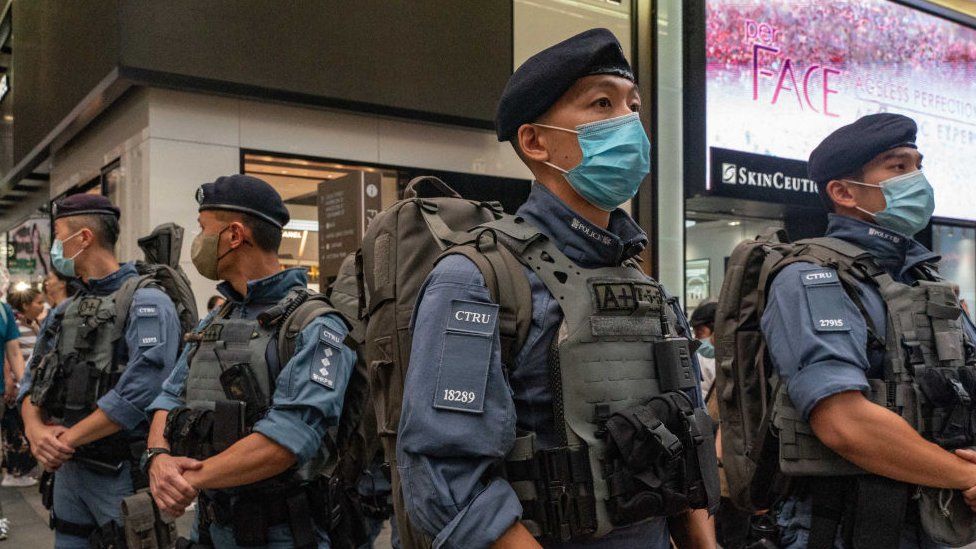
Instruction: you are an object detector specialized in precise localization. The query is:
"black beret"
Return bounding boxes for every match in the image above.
[808,113,917,184]
[690,301,717,328]
[495,28,634,142]
[196,174,290,229]
[52,193,120,221]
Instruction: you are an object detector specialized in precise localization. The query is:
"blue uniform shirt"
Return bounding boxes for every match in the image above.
[149,267,356,466]
[762,214,976,421]
[19,263,182,435]
[397,183,701,549]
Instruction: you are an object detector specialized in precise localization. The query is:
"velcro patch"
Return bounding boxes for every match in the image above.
[78,297,101,317]
[799,268,851,333]
[799,268,838,286]
[135,305,162,348]
[591,282,661,313]
[319,326,344,349]
[447,300,498,335]
[310,332,340,389]
[433,331,491,414]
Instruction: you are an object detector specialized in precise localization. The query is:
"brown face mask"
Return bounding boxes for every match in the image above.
[190,225,236,281]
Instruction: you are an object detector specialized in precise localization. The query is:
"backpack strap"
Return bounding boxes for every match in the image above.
[438,233,533,370]
[272,291,355,370]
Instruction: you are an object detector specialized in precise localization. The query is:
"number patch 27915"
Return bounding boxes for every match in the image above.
[442,389,477,404]
[819,319,845,329]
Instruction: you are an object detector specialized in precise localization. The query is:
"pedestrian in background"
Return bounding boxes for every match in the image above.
[4,289,41,488]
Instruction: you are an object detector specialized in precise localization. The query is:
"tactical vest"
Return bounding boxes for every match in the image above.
[768,237,976,477]
[165,291,350,463]
[463,217,718,541]
[30,290,130,426]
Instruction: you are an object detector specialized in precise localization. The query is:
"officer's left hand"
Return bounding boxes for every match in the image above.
[149,453,202,517]
[27,423,74,471]
[953,449,976,511]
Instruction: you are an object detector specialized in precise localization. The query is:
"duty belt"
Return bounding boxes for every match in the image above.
[199,481,322,548]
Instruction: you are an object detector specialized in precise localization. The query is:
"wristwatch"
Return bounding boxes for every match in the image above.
[139,447,171,474]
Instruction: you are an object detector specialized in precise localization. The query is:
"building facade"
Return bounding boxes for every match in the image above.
[0,0,973,313]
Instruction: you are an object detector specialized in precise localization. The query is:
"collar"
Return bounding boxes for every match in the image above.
[515,183,647,268]
[217,267,309,305]
[825,214,939,278]
[78,262,138,295]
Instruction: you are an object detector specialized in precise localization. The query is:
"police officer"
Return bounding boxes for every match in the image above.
[397,29,716,548]
[145,175,358,548]
[19,194,182,548]
[761,113,976,548]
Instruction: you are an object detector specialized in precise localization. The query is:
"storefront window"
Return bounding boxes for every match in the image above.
[6,215,51,290]
[684,214,783,314]
[933,223,976,317]
[101,159,122,204]
[242,153,399,291]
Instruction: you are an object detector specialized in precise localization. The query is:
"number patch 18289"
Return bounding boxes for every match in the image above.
[442,389,476,404]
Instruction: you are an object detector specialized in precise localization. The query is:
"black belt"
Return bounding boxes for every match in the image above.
[51,514,97,538]
[199,481,321,548]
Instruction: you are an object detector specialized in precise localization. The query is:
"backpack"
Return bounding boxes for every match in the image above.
[113,223,200,343]
[713,228,792,512]
[358,176,532,548]
[276,288,372,548]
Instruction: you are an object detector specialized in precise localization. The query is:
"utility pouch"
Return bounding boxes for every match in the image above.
[219,363,266,426]
[324,475,369,549]
[212,400,246,453]
[62,360,95,426]
[601,392,718,523]
[164,407,216,460]
[654,338,697,392]
[917,367,974,448]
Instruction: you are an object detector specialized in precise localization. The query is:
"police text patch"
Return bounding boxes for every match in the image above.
[591,282,661,313]
[319,325,344,349]
[432,300,497,414]
[800,268,852,333]
[433,332,490,413]
[446,300,498,335]
[135,305,163,347]
[310,327,344,389]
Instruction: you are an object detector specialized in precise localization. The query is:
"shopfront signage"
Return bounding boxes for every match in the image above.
[701,0,976,220]
[318,171,382,279]
[709,147,821,207]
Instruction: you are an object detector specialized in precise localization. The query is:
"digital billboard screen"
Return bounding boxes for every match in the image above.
[704,0,976,219]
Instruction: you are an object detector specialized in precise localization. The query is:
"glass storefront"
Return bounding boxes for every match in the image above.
[242,152,532,291]
[933,223,976,316]
[684,212,783,313]
[242,153,399,291]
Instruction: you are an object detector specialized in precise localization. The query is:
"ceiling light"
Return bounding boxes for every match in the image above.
[728,221,741,226]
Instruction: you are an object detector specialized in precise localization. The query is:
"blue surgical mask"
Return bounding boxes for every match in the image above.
[50,230,85,277]
[697,339,715,359]
[846,170,935,237]
[534,112,651,211]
